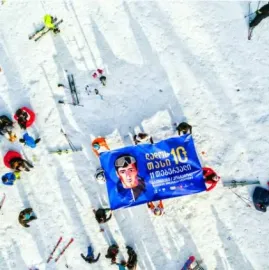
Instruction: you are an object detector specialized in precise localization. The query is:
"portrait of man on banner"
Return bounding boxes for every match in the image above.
[114,155,146,202]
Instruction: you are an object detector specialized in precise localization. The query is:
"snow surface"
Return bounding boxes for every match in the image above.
[1,0,269,269]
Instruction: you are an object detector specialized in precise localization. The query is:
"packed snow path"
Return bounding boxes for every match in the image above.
[1,1,269,269]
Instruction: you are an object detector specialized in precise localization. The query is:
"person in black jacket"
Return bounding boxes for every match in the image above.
[18,208,37,227]
[250,2,269,28]
[0,115,16,142]
[126,246,138,269]
[105,244,119,263]
[176,122,192,136]
[93,208,112,224]
[81,245,100,264]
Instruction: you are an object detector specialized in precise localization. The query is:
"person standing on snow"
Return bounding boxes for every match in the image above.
[133,133,153,145]
[126,246,138,270]
[18,208,37,227]
[105,244,119,263]
[81,245,100,264]
[19,133,41,148]
[44,14,60,34]
[93,208,112,224]
[250,3,269,28]
[176,122,192,136]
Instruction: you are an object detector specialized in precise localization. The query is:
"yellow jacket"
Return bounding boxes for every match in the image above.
[44,14,55,29]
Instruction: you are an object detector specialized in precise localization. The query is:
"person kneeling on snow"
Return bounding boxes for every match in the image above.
[147,200,164,216]
[93,208,112,224]
[18,208,37,228]
[250,3,269,28]
[203,167,220,191]
[2,172,20,186]
[81,245,100,264]
[19,133,41,148]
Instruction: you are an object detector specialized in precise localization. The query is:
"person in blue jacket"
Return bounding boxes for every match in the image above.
[19,133,41,148]
[81,245,100,263]
[2,172,20,185]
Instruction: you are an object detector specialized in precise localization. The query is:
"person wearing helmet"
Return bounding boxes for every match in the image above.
[0,115,17,142]
[147,200,164,216]
[93,208,112,224]
[115,155,146,202]
[176,122,192,136]
[18,208,37,228]
[105,244,119,263]
[250,2,269,28]
[126,246,138,270]
[133,133,153,145]
[81,245,101,264]
[43,14,60,34]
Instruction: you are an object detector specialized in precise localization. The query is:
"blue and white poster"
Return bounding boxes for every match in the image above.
[100,135,206,210]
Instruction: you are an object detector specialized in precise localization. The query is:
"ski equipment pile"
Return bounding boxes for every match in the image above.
[223,180,260,188]
[55,238,74,262]
[0,193,6,211]
[47,237,63,263]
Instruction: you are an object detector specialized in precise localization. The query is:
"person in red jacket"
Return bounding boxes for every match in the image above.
[14,107,35,130]
[203,167,220,191]
[3,151,33,172]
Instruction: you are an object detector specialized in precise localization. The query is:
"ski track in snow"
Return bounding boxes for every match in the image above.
[0,1,269,269]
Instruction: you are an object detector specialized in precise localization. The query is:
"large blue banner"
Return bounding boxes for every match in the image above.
[100,135,206,210]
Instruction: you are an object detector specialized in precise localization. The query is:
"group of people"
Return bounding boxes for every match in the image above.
[0,107,40,228]
[1,107,40,187]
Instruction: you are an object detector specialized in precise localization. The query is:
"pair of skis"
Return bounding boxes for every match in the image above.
[29,19,63,42]
[223,180,260,188]
[47,237,74,263]
[58,71,83,107]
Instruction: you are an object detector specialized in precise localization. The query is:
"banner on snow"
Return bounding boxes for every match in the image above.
[99,134,206,210]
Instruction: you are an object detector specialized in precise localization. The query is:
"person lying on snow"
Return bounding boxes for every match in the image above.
[133,133,153,145]
[250,2,269,28]
[126,246,138,270]
[81,245,100,264]
[44,14,60,34]
[147,200,164,216]
[176,122,192,136]
[105,244,119,263]
[203,167,220,191]
[14,107,35,130]
[18,208,37,227]
[93,208,112,224]
[19,133,41,148]
[2,172,20,186]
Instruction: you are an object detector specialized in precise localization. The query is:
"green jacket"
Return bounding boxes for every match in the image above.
[44,14,55,29]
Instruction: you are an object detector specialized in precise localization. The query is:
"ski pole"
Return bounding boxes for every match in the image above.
[244,11,256,18]
[58,100,84,107]
[229,189,252,207]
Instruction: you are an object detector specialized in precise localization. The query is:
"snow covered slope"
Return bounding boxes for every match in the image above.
[1,1,269,269]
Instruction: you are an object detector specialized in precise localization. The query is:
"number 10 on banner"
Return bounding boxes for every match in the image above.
[171,147,188,164]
